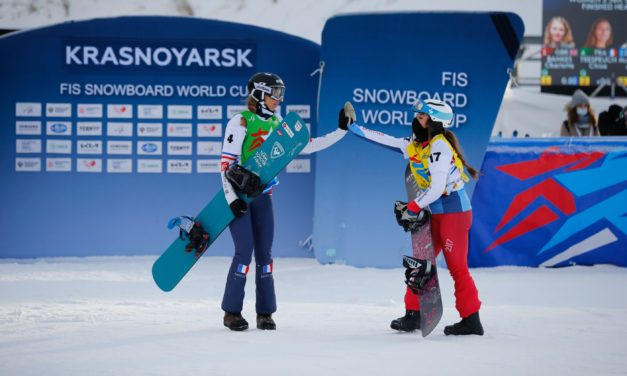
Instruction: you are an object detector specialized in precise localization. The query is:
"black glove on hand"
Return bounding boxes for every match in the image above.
[393,201,429,232]
[338,101,356,130]
[229,198,247,218]
[394,201,407,227]
[226,164,262,197]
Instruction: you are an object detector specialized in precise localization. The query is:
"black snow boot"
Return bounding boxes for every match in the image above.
[444,311,484,336]
[223,311,248,331]
[256,314,276,330]
[390,310,420,332]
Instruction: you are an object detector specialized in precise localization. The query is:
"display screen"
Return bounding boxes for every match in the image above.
[541,0,627,95]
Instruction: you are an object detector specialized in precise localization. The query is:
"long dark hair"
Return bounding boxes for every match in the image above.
[421,120,480,180]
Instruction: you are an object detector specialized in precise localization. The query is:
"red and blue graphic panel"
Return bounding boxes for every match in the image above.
[469,137,627,267]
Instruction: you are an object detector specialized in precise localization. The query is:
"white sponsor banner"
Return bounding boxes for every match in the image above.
[107,140,132,155]
[167,105,193,119]
[286,105,311,119]
[16,139,42,153]
[77,158,102,172]
[137,105,163,119]
[77,122,103,136]
[197,141,221,155]
[77,103,103,118]
[197,105,222,119]
[197,159,221,173]
[168,141,193,155]
[167,123,192,137]
[137,159,163,173]
[15,102,42,117]
[227,105,247,119]
[77,140,103,154]
[137,141,163,155]
[281,122,295,138]
[167,159,192,173]
[46,139,72,154]
[46,158,72,172]
[16,121,42,135]
[15,157,41,172]
[107,159,133,173]
[137,123,163,137]
[107,122,133,137]
[286,158,311,173]
[107,104,133,118]
[46,121,72,136]
[197,123,222,137]
[46,103,72,117]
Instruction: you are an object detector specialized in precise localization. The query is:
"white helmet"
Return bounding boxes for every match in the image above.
[411,98,454,127]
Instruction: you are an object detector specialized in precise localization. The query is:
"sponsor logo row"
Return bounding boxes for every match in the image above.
[16,121,223,137]
[16,139,224,156]
[15,158,311,174]
[15,102,312,120]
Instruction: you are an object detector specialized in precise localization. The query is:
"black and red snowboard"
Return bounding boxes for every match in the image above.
[404,164,443,337]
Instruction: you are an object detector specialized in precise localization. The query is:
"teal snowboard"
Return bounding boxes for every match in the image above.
[152,112,310,292]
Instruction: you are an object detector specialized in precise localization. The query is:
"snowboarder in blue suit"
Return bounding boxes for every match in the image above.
[219,72,355,330]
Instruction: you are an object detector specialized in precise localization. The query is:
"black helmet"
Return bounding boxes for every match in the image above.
[248,72,285,102]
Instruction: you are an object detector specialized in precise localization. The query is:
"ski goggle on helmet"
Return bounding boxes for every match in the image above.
[411,98,454,127]
[248,72,285,101]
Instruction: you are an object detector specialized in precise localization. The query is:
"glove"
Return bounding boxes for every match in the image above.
[226,164,263,197]
[229,198,247,218]
[393,201,429,232]
[403,256,436,294]
[338,101,356,130]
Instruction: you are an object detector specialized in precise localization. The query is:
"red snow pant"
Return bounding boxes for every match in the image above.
[404,210,481,318]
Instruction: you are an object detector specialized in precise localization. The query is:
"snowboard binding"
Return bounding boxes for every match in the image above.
[403,255,437,294]
[167,216,210,257]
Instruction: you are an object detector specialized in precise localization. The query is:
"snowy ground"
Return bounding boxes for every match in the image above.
[0,256,625,376]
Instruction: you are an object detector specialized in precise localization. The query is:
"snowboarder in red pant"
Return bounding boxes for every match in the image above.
[349,98,484,336]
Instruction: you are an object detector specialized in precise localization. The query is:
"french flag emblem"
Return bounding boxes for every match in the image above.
[237,264,249,274]
[263,264,273,274]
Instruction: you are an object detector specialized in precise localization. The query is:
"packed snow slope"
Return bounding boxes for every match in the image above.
[0,256,625,375]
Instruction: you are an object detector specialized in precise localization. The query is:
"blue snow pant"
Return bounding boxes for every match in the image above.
[221,193,276,314]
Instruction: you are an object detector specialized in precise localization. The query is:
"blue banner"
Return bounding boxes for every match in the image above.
[0,16,320,258]
[313,12,524,267]
[469,137,627,267]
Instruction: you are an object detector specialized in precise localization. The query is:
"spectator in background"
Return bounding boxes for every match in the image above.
[584,19,613,49]
[543,17,575,48]
[561,89,599,137]
[598,104,627,136]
